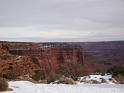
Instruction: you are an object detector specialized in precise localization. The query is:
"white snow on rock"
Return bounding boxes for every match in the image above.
[78,74,115,84]
[0,81,124,93]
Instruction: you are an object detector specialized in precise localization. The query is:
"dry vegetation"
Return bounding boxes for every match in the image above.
[0,77,8,91]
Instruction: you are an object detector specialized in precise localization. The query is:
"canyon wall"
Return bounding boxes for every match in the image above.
[0,42,93,78]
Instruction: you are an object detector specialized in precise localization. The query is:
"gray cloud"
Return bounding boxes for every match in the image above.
[0,0,124,42]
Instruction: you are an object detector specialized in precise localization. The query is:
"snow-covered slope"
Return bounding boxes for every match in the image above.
[1,81,124,93]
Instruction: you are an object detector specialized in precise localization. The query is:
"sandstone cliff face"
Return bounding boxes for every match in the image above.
[0,42,92,79]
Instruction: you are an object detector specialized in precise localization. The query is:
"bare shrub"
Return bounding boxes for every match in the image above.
[115,74,124,84]
[32,70,45,81]
[0,77,8,91]
[57,62,86,81]
[56,75,76,85]
[101,78,107,83]
[46,71,60,83]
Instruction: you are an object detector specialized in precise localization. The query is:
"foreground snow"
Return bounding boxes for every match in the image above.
[1,81,124,93]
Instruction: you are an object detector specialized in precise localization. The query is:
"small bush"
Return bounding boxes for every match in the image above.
[90,80,100,84]
[32,70,45,81]
[32,70,60,83]
[56,75,76,84]
[0,77,8,91]
[101,78,107,83]
[107,66,124,84]
[115,74,124,84]
[46,71,60,83]
[3,70,15,80]
[57,62,85,81]
[107,66,124,77]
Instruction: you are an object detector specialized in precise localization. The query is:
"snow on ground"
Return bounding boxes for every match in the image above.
[0,81,124,93]
[78,74,114,83]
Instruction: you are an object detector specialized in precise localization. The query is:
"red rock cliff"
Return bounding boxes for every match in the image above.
[0,42,94,78]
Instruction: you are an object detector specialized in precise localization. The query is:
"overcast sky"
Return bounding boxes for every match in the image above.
[0,0,124,42]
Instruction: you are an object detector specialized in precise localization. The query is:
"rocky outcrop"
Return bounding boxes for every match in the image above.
[0,42,92,79]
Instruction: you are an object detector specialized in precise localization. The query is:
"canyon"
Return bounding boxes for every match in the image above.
[0,41,124,79]
[0,41,93,79]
